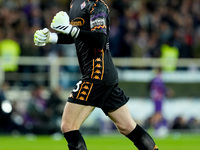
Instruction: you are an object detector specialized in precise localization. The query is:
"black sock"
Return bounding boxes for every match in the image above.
[63,130,87,150]
[126,124,159,150]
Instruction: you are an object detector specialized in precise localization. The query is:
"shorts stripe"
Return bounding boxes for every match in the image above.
[76,81,93,101]
[86,83,93,101]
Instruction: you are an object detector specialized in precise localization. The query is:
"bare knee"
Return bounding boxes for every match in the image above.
[108,104,137,135]
[60,121,70,133]
[116,123,136,135]
[60,102,94,133]
[61,121,79,133]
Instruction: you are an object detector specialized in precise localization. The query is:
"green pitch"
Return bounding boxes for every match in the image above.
[0,133,199,150]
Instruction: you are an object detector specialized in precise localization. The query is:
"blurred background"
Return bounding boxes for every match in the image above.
[0,0,200,139]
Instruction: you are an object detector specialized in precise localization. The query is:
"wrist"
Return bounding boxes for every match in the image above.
[49,32,58,44]
[70,25,80,39]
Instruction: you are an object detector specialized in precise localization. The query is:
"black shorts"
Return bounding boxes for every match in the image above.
[68,80,129,115]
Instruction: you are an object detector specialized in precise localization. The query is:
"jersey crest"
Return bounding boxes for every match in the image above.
[81,1,86,10]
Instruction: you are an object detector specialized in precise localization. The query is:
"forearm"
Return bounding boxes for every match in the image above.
[57,33,74,44]
[77,30,106,49]
[54,29,106,48]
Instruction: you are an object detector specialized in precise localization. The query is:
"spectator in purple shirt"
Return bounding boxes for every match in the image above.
[150,67,166,113]
[149,67,168,137]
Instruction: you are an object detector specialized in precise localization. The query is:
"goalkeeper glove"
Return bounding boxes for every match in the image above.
[51,11,80,39]
[34,28,58,46]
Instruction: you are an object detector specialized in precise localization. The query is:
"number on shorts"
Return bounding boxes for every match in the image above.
[73,80,82,92]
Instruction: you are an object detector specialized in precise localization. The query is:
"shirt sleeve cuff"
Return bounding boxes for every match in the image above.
[49,33,58,44]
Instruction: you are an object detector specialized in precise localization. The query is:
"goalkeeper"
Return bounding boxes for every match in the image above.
[34,0,159,150]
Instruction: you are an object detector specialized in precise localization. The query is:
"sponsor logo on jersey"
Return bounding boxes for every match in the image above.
[83,85,89,90]
[91,50,104,80]
[95,70,101,74]
[90,18,106,29]
[93,75,100,80]
[81,91,87,95]
[95,64,102,68]
[71,17,85,26]
[79,96,85,101]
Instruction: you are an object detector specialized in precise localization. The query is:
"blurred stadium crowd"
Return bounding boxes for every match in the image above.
[1,0,200,135]
[1,82,200,135]
[0,0,200,58]
[0,83,64,134]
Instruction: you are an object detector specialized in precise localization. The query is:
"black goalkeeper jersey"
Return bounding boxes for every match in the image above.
[59,0,118,84]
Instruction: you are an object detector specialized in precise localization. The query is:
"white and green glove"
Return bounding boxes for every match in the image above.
[34,28,58,46]
[51,11,80,39]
